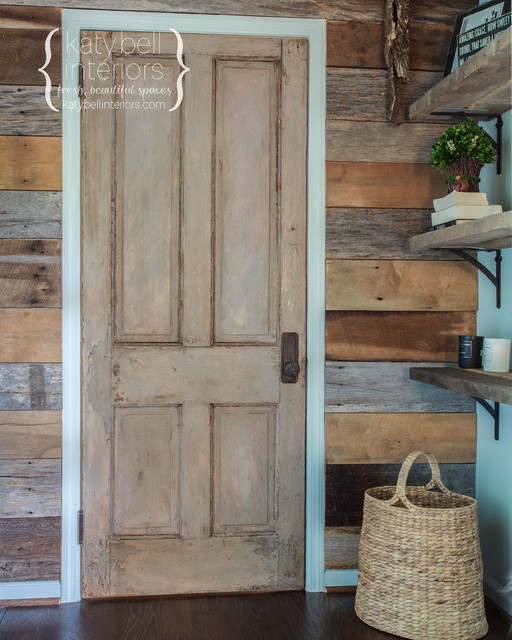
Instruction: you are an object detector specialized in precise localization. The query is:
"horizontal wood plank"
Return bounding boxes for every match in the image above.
[327,21,452,71]
[325,412,476,465]
[0,29,61,85]
[0,190,61,239]
[0,1,474,23]
[0,6,61,29]
[326,69,446,122]
[325,463,475,527]
[0,136,61,191]
[0,411,61,459]
[0,363,62,410]
[325,527,360,570]
[0,309,61,361]
[0,459,61,518]
[0,239,62,307]
[326,311,476,361]
[0,86,61,136]
[325,121,447,164]
[0,516,61,581]
[326,259,477,312]
[325,361,475,413]
[325,208,466,260]
[326,162,447,209]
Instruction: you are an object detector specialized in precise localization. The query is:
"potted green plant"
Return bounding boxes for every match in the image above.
[430,119,497,193]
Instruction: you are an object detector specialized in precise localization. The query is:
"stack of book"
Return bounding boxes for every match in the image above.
[429,192,502,230]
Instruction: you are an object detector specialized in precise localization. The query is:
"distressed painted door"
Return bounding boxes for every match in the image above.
[81,32,307,597]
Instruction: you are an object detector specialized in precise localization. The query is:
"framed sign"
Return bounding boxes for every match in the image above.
[444,0,511,76]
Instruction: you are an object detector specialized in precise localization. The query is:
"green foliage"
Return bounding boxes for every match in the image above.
[430,119,496,170]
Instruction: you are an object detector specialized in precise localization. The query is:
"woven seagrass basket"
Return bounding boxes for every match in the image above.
[355,451,488,640]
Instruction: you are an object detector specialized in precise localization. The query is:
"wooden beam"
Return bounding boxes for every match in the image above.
[0,459,61,518]
[325,412,476,464]
[325,361,475,413]
[326,259,477,311]
[0,411,61,459]
[0,29,62,85]
[0,516,61,582]
[326,162,446,209]
[0,363,62,411]
[0,190,61,239]
[326,310,475,361]
[325,462,475,527]
[325,527,360,570]
[0,86,61,136]
[0,309,61,362]
[0,137,61,191]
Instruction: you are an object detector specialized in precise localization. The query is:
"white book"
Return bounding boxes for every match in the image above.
[433,191,489,211]
[431,204,502,226]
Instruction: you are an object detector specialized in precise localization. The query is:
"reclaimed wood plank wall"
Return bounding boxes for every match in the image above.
[0,5,62,586]
[0,0,476,586]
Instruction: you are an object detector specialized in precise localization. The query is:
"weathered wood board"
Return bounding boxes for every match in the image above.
[0,516,61,581]
[0,363,62,410]
[0,6,61,29]
[325,362,475,413]
[326,310,475,361]
[325,208,465,260]
[0,459,61,518]
[0,309,61,361]
[326,163,447,209]
[0,136,61,191]
[0,86,61,136]
[325,463,475,527]
[325,412,476,464]
[326,260,477,312]
[325,527,360,570]
[327,21,452,71]
[0,190,61,239]
[0,410,61,459]
[0,1,475,23]
[326,121,446,164]
[326,69,445,122]
[0,29,61,85]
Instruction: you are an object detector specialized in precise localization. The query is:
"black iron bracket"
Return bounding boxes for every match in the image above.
[448,248,502,309]
[473,397,500,440]
[429,109,503,175]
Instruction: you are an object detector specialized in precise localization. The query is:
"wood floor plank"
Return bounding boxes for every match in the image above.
[0,410,61,459]
[325,362,475,413]
[0,86,61,136]
[325,463,475,527]
[326,260,477,312]
[0,309,61,361]
[0,190,61,239]
[0,137,61,191]
[0,29,61,85]
[0,459,61,518]
[0,516,61,581]
[325,310,476,361]
[325,413,476,465]
[326,162,447,209]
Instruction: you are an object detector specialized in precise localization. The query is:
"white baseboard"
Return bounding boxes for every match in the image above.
[0,581,61,601]
[324,569,359,588]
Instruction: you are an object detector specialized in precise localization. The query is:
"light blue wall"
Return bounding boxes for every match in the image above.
[476,109,512,615]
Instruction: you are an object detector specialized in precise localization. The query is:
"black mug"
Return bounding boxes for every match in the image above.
[458,335,484,368]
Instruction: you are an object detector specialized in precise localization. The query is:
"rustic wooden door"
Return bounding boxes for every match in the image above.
[81,32,307,597]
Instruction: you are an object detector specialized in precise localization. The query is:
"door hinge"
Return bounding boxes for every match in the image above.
[78,509,84,545]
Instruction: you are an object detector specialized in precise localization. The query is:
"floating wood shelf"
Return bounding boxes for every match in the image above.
[408,29,512,120]
[410,367,512,406]
[408,211,512,251]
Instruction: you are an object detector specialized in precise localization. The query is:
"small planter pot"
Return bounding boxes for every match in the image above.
[444,158,483,192]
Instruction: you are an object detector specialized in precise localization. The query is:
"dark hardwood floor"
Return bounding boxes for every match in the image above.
[0,592,509,640]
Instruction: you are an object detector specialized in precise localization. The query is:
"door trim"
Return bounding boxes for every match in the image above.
[62,9,325,603]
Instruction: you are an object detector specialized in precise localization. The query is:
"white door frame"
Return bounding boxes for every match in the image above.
[61,9,326,603]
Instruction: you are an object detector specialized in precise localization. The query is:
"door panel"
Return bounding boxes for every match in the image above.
[81,32,307,597]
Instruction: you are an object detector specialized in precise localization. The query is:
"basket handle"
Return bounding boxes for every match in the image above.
[388,450,453,510]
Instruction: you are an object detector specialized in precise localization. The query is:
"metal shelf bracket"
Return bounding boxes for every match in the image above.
[448,248,502,308]
[473,397,500,440]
